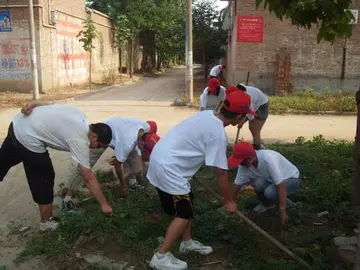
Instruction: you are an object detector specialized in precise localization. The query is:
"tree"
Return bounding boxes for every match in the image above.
[78,16,97,90]
[193,0,227,81]
[113,15,131,76]
[256,0,356,43]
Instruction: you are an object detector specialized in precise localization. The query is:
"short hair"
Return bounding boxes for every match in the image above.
[90,123,112,145]
[236,84,247,92]
[220,101,240,119]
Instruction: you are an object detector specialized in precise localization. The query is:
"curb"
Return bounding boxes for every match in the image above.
[62,77,142,103]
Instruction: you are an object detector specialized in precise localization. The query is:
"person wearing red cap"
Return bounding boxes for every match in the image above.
[227,84,269,149]
[199,78,226,111]
[141,121,161,175]
[228,141,300,224]
[147,91,255,269]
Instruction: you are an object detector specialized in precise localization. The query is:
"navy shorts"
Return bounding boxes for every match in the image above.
[255,102,269,121]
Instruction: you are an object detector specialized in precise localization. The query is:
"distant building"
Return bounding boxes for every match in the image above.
[221,0,360,93]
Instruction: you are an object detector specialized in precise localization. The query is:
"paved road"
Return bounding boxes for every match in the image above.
[0,67,357,269]
[78,68,185,102]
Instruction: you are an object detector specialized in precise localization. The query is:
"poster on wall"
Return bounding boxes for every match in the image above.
[0,11,12,32]
[237,16,263,43]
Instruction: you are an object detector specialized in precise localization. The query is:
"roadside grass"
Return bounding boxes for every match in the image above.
[15,136,358,269]
[189,72,356,114]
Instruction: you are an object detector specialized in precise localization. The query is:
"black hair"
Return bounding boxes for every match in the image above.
[236,84,247,92]
[220,99,240,119]
[90,123,112,145]
[208,86,221,96]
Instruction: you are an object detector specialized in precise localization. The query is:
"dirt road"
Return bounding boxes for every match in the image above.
[0,68,356,269]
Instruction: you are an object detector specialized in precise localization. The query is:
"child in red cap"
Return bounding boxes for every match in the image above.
[199,78,226,112]
[228,141,300,224]
[142,120,160,162]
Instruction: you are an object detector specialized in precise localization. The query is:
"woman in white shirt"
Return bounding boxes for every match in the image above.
[226,84,269,149]
[199,78,226,112]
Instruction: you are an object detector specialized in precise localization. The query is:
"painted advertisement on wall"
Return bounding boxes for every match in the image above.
[56,12,87,87]
[237,16,264,43]
[0,11,12,32]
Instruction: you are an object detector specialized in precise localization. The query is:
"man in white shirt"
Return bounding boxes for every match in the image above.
[148,91,255,270]
[227,84,269,149]
[62,117,150,211]
[0,103,113,231]
[199,78,226,112]
[228,141,300,224]
[209,64,226,78]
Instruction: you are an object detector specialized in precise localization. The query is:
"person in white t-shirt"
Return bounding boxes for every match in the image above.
[228,141,300,224]
[226,84,269,149]
[209,64,226,78]
[147,91,256,270]
[0,103,113,232]
[199,78,226,111]
[62,117,150,211]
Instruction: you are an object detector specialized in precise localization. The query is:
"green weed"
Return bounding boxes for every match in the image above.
[16,137,358,269]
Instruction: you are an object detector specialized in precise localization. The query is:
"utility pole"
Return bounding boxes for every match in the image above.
[28,0,40,100]
[185,0,193,103]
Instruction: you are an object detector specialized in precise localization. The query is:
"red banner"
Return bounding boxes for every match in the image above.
[237,16,264,43]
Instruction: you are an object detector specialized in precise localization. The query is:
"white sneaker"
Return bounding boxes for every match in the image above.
[39,217,59,232]
[253,203,275,214]
[149,252,187,269]
[179,239,213,255]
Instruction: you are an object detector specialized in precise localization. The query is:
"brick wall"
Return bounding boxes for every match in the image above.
[0,0,121,92]
[233,0,360,93]
[0,2,42,92]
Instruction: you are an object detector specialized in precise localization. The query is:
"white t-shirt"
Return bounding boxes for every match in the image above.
[234,150,299,186]
[147,111,228,195]
[13,104,91,168]
[103,117,150,162]
[199,86,226,110]
[241,85,268,120]
[209,65,222,77]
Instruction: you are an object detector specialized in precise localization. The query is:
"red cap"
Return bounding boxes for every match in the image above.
[225,85,238,96]
[228,141,256,168]
[207,78,220,94]
[222,91,256,115]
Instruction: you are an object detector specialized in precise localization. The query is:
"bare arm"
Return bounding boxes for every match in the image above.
[110,157,127,196]
[278,183,287,211]
[231,184,242,201]
[79,165,113,215]
[216,168,237,213]
[21,101,54,115]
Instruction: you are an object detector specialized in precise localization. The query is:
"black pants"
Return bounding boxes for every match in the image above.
[0,123,55,205]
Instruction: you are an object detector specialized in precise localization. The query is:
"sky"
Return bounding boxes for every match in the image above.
[215,0,229,11]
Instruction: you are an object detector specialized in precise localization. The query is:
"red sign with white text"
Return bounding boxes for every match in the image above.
[237,16,264,43]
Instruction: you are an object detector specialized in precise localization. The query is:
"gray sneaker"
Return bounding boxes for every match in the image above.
[62,199,75,212]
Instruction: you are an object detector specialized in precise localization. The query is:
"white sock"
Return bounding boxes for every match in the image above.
[156,252,167,259]
[64,195,72,202]
[182,239,192,245]
[129,178,137,186]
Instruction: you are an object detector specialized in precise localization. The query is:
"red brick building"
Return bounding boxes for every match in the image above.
[222,0,360,94]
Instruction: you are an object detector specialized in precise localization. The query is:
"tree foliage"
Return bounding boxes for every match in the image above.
[256,0,356,43]
[113,15,131,48]
[77,16,97,52]
[193,0,227,74]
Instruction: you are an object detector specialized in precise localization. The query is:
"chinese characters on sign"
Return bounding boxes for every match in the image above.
[237,16,264,43]
[0,11,12,32]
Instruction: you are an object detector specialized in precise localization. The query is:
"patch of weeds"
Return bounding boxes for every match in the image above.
[0,266,8,270]
[17,137,357,269]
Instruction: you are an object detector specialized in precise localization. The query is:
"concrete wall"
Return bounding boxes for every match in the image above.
[229,0,360,93]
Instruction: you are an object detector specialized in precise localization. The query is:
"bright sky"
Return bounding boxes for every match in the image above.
[216,0,229,10]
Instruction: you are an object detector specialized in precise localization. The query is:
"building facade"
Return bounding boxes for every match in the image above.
[0,0,119,93]
[223,0,360,93]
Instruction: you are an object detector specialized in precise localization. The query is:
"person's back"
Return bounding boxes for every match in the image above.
[13,104,89,154]
[148,110,227,194]
[242,85,268,111]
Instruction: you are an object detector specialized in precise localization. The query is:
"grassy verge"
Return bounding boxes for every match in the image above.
[15,136,358,269]
[188,72,356,114]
